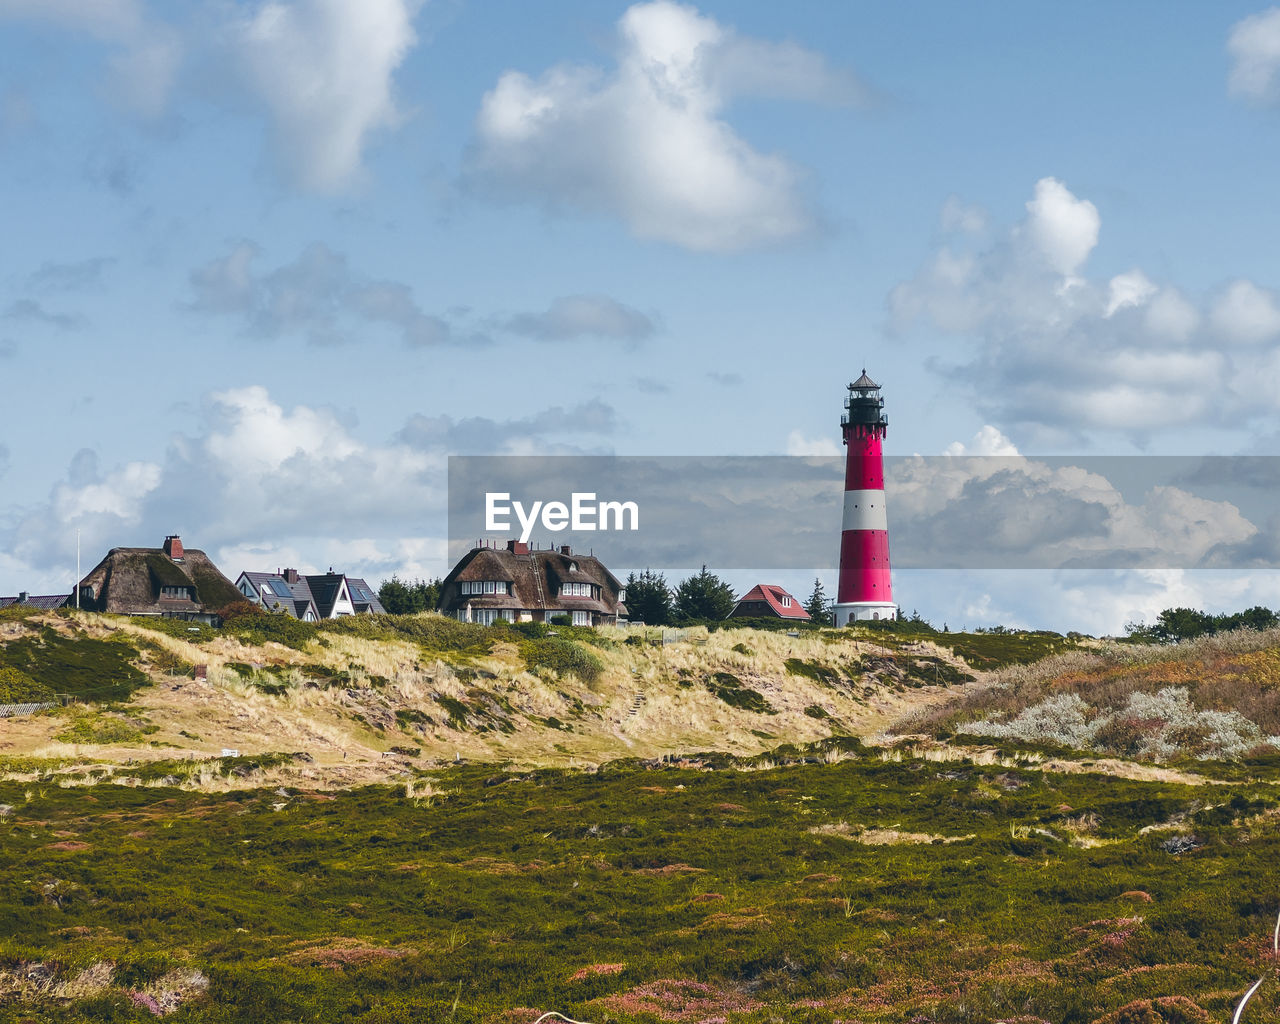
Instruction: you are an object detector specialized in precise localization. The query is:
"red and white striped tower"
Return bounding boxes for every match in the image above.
[833,370,897,626]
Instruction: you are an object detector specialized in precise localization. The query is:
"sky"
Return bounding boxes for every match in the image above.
[4,0,1280,633]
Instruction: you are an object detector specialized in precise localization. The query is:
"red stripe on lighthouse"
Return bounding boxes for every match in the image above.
[844,432,884,489]
[837,529,892,604]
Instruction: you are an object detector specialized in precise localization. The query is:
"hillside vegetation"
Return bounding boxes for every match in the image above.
[900,627,1280,763]
[6,610,1280,1021]
[0,607,1025,781]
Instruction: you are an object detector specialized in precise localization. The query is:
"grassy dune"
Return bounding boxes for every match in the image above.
[0,609,994,779]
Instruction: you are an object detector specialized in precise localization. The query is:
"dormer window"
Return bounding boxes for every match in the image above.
[459,580,510,596]
[160,585,193,600]
[560,582,595,598]
[781,595,791,608]
[569,561,578,572]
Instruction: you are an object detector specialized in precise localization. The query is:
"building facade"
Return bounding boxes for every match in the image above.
[438,541,626,626]
[235,568,385,619]
[728,584,811,621]
[74,535,241,624]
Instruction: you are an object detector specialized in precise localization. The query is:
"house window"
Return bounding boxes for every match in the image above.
[572,610,591,626]
[561,582,594,598]
[781,596,791,608]
[467,608,516,626]
[460,580,509,596]
[618,588,626,602]
[160,585,192,599]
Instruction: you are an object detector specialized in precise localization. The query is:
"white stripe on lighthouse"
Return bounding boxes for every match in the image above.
[842,489,888,532]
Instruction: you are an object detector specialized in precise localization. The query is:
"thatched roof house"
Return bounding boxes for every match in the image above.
[438,541,626,626]
[75,535,241,624]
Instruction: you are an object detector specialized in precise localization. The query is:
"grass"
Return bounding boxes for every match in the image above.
[2,744,1280,1022]
[0,626,146,702]
[705,671,774,714]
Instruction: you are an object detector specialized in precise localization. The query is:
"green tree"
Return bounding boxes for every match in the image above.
[378,576,443,615]
[1218,605,1279,633]
[1128,604,1278,643]
[804,578,832,625]
[673,565,737,621]
[623,569,672,625]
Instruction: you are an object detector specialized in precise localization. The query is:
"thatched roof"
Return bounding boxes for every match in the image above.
[439,543,626,623]
[77,539,240,617]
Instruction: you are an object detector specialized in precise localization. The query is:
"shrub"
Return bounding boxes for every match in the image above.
[0,666,53,703]
[706,672,774,714]
[519,637,604,684]
[323,613,496,655]
[958,686,1277,761]
[785,658,842,686]
[57,710,153,744]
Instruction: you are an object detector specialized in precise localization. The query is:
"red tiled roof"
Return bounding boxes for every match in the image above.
[731,584,811,620]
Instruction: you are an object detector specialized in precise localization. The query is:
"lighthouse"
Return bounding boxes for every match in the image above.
[833,370,897,626]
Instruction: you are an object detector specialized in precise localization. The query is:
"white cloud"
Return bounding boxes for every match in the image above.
[1211,279,1280,343]
[1229,7,1280,104]
[230,0,421,190]
[1104,269,1156,318]
[4,387,459,590]
[1143,287,1200,342]
[890,178,1280,441]
[52,458,161,523]
[1021,176,1100,277]
[943,425,1018,456]
[469,0,863,251]
[891,455,1258,572]
[785,430,840,456]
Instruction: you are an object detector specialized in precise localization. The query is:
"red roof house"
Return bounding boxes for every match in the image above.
[728,584,811,621]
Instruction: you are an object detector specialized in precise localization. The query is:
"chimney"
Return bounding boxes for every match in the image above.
[560,545,572,556]
[163,535,184,560]
[283,568,299,584]
[507,540,529,555]
[17,591,28,604]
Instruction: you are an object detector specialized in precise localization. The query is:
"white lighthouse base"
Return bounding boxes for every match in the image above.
[833,602,899,627]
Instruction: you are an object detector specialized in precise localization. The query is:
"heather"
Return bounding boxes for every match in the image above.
[2,745,1280,1022]
[902,628,1280,761]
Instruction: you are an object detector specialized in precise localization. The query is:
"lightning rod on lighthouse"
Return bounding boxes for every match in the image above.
[833,370,898,627]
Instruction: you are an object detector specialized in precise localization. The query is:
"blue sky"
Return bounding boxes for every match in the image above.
[4,0,1280,632]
